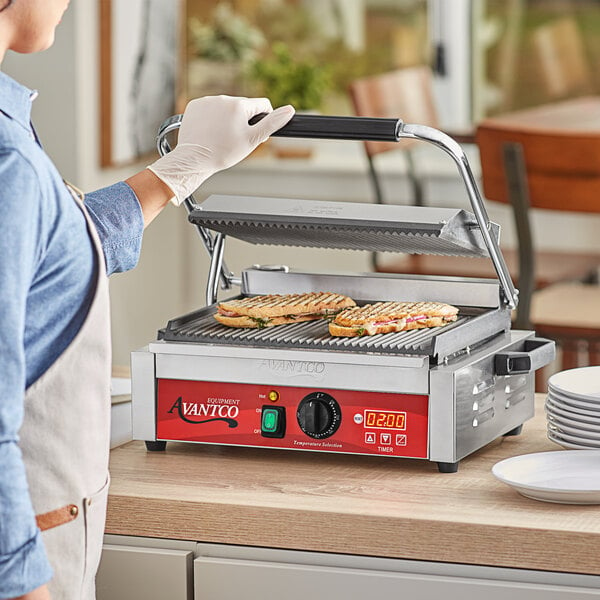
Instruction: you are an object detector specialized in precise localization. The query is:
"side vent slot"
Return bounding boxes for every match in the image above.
[472,407,495,428]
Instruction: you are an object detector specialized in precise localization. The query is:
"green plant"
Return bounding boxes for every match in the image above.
[188,3,265,63]
[250,42,331,110]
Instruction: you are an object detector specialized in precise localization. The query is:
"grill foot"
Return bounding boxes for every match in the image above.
[503,424,523,437]
[145,440,167,451]
[437,461,459,473]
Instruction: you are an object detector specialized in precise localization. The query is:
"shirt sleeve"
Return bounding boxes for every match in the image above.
[84,181,144,276]
[0,150,53,597]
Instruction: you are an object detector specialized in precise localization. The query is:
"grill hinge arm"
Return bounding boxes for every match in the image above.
[206,232,227,305]
[157,115,235,298]
[399,123,519,310]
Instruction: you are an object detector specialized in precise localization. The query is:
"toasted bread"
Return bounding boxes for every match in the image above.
[329,301,458,337]
[215,292,356,329]
[214,313,323,329]
[217,292,355,318]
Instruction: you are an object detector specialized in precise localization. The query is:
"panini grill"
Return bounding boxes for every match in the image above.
[131,114,554,472]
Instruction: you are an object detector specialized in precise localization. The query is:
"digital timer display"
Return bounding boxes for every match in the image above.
[364,410,406,430]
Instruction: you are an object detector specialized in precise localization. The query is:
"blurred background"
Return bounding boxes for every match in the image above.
[4,0,600,366]
[183,0,600,125]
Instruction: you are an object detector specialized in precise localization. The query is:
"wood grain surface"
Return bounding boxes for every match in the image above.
[106,395,600,575]
[477,96,600,212]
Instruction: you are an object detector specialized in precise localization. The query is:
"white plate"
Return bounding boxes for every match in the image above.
[110,377,131,397]
[548,390,600,411]
[547,420,600,441]
[547,429,600,450]
[492,450,600,504]
[546,394,600,419]
[545,408,600,433]
[548,427,600,447]
[548,366,600,401]
[545,397,600,425]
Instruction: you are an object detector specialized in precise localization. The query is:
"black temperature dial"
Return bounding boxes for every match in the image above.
[297,392,341,439]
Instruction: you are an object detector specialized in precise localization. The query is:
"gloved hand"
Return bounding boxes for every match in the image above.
[148,95,295,206]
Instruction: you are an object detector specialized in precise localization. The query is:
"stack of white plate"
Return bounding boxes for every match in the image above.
[545,366,600,449]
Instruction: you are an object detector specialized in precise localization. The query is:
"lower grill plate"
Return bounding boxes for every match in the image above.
[159,303,510,362]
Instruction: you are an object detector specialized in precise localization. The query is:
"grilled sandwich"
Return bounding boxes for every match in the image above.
[329,301,459,337]
[215,292,356,329]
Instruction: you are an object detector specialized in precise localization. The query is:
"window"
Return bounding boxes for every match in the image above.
[184,0,428,113]
[184,0,600,130]
[433,0,600,129]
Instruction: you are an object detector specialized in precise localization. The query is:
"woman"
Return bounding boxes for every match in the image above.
[0,1,294,599]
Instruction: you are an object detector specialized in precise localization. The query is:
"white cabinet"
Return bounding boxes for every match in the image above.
[194,557,600,600]
[193,544,600,600]
[98,536,600,600]
[96,537,195,600]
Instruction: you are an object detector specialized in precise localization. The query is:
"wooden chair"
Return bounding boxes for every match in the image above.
[349,66,493,275]
[530,16,593,101]
[348,66,597,293]
[349,65,449,211]
[476,99,600,387]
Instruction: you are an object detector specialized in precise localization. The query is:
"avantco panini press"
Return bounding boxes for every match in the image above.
[131,113,555,472]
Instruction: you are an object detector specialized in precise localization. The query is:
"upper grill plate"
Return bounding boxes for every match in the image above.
[189,195,501,258]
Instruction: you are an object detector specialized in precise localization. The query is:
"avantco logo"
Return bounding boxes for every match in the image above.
[167,397,238,428]
[259,359,325,376]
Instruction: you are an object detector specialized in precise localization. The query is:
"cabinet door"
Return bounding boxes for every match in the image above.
[97,544,193,600]
[194,556,600,600]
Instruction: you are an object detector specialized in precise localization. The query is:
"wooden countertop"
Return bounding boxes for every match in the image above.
[106,395,600,575]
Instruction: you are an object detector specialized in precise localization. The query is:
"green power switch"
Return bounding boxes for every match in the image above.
[262,409,278,432]
[261,405,285,438]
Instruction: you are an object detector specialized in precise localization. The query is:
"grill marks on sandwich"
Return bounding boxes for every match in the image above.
[215,294,459,335]
[329,301,459,337]
[217,292,354,318]
[335,302,457,325]
[214,292,356,329]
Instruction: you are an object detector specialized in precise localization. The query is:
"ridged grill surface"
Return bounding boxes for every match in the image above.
[191,220,490,257]
[161,311,472,356]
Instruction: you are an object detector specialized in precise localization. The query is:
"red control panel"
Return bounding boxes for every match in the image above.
[156,379,428,458]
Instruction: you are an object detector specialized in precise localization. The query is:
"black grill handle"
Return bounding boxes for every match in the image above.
[249,113,402,142]
[494,337,556,376]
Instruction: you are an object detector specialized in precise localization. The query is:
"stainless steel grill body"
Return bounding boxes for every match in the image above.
[132,327,541,468]
[132,270,553,471]
[131,113,554,472]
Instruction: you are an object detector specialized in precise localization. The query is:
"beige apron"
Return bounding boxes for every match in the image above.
[20,185,111,600]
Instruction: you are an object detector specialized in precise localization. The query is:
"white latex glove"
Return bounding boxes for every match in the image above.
[148,95,295,206]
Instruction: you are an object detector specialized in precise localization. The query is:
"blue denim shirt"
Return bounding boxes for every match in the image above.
[0,71,144,597]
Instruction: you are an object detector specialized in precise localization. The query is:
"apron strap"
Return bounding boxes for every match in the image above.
[36,504,79,532]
